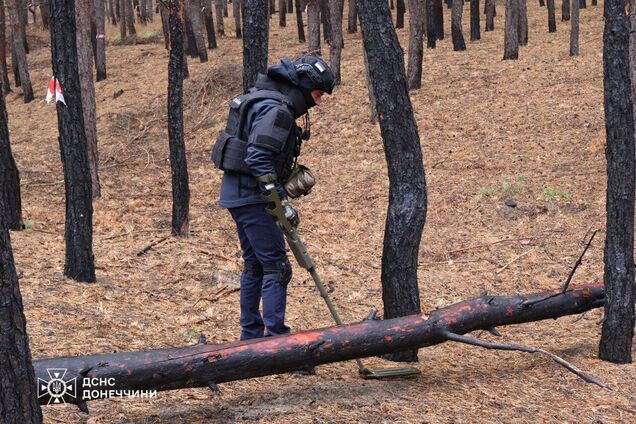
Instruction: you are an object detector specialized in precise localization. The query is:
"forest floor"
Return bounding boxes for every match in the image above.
[7,2,636,423]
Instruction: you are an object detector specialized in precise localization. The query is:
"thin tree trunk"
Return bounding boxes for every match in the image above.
[426,0,436,48]
[0,88,22,230]
[187,0,208,61]
[0,0,11,93]
[307,0,320,54]
[95,0,107,80]
[503,0,519,59]
[232,0,241,37]
[347,0,357,33]
[361,44,377,124]
[108,0,116,24]
[279,0,286,26]
[125,0,136,35]
[470,0,479,40]
[485,0,495,31]
[395,0,405,28]
[295,0,305,41]
[242,0,268,92]
[41,0,50,28]
[518,0,527,45]
[433,0,444,40]
[201,0,217,45]
[215,0,224,34]
[51,0,97,282]
[562,0,570,20]
[547,0,556,32]
[358,0,427,363]
[579,0,585,8]
[167,0,190,236]
[451,0,466,51]
[287,0,293,12]
[407,0,424,89]
[329,0,343,83]
[184,9,198,57]
[569,0,578,55]
[599,0,635,364]
[8,0,33,102]
[223,0,228,15]
[320,0,331,44]
[76,0,100,199]
[119,0,127,39]
[160,3,169,48]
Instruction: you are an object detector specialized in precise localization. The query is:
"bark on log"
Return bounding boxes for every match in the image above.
[33,283,609,405]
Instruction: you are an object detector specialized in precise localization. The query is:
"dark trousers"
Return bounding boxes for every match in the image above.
[229,203,291,340]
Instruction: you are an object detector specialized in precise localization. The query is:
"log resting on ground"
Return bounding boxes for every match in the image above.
[34,283,606,405]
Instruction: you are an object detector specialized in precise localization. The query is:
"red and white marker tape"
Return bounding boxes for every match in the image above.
[45,76,66,105]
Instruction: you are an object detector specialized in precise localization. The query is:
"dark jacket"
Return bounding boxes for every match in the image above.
[219,63,311,209]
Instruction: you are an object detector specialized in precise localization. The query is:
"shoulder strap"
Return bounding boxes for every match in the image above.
[227,90,294,138]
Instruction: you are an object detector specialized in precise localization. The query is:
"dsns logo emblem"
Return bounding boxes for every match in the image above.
[37,368,77,404]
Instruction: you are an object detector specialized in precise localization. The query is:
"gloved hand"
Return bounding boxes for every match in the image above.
[281,200,300,228]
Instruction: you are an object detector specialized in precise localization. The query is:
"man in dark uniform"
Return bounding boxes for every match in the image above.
[213,55,335,340]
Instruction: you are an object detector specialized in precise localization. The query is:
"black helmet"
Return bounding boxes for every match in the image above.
[293,55,336,95]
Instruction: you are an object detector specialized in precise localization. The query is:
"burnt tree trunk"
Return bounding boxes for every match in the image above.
[518,0,527,45]
[119,0,127,39]
[395,0,405,28]
[108,0,116,24]
[320,0,331,44]
[547,0,556,32]
[242,0,268,92]
[202,0,218,46]
[307,0,321,54]
[503,0,519,59]
[124,0,136,35]
[451,0,466,51]
[295,0,305,41]
[361,44,377,124]
[569,0,578,55]
[231,0,241,38]
[426,0,436,48]
[95,0,107,80]
[358,0,426,363]
[33,283,611,404]
[184,10,198,57]
[407,0,424,89]
[160,3,169,48]
[168,0,190,236]
[287,0,293,12]
[485,0,495,31]
[599,0,635,364]
[470,0,479,40]
[562,0,570,20]
[279,0,286,26]
[17,0,27,53]
[0,219,42,422]
[0,84,22,230]
[329,0,344,84]
[50,0,97,283]
[8,0,32,102]
[580,0,585,8]
[76,0,101,199]
[347,0,357,33]
[433,0,444,41]
[215,0,224,35]
[0,0,11,93]
[41,0,50,28]
[186,0,209,62]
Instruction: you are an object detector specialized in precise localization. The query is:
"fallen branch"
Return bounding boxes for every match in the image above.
[34,283,608,407]
[136,235,172,256]
[562,230,598,293]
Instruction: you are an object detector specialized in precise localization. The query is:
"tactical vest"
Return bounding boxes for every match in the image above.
[211,89,299,180]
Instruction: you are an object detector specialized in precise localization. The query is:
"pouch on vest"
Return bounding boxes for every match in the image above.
[211,131,251,174]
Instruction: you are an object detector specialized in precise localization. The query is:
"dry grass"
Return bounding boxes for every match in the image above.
[6,3,636,423]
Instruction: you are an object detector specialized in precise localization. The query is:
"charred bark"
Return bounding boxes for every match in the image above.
[358,0,426,362]
[426,0,436,48]
[579,0,585,8]
[503,0,519,60]
[0,0,11,93]
[485,0,495,31]
[0,223,42,422]
[33,283,611,405]
[599,0,635,364]
[119,0,127,39]
[347,0,357,33]
[395,0,405,28]
[215,0,224,35]
[202,0,219,45]
[569,0,578,55]
[295,0,305,41]
[108,0,116,25]
[329,0,344,84]
[320,0,331,44]
[76,0,101,199]
[433,0,444,41]
[95,0,107,80]
[547,0,556,32]
[451,0,466,51]
[518,0,527,45]
[50,0,96,283]
[8,0,33,102]
[160,3,169,48]
[41,0,51,28]
[187,0,209,62]
[0,82,22,230]
[307,0,320,54]
[242,0,268,92]
[407,0,425,89]
[470,0,480,41]
[562,0,570,20]
[231,0,241,38]
[124,0,136,35]
[279,0,286,26]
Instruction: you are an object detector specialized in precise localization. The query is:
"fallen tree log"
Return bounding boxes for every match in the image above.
[34,283,607,407]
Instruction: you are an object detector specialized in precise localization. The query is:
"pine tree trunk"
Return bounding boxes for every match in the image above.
[470,0,479,40]
[41,0,50,28]
[125,0,136,35]
[184,10,198,57]
[50,0,97,282]
[517,0,527,45]
[407,0,424,89]
[119,0,127,39]
[451,0,466,51]
[599,0,635,364]
[0,89,22,230]
[329,0,343,83]
[0,0,11,93]
[201,0,217,46]
[215,0,224,34]
[231,0,241,38]
[562,0,569,20]
[547,0,556,32]
[358,0,427,363]
[95,0,107,80]
[307,0,321,54]
[395,0,405,28]
[17,0,28,53]
[426,0,436,47]
[168,0,190,236]
[347,0,357,33]
[8,0,33,102]
[433,0,444,40]
[0,227,42,423]
[187,0,208,61]
[295,0,305,41]
[223,0,228,16]
[361,44,377,124]
[76,0,101,199]
[579,0,585,8]
[569,0,578,55]
[485,0,495,30]
[279,0,286,26]
[320,0,331,44]
[503,0,519,59]
[160,3,169,48]
[108,0,117,24]
[287,0,293,13]
[242,0,268,92]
